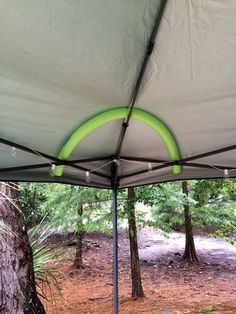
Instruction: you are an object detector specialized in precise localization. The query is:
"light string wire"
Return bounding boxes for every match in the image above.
[6,146,236,180]
[30,148,54,166]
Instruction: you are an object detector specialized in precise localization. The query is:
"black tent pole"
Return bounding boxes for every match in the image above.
[112,186,118,314]
[115,0,168,158]
[110,3,168,312]
[110,160,119,314]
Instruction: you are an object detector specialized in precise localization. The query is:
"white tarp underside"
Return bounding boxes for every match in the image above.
[0,0,236,188]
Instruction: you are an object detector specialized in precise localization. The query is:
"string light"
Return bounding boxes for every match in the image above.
[148,162,153,172]
[11,147,16,158]
[49,164,56,177]
[113,159,120,166]
[224,169,230,181]
[49,157,235,184]
[86,171,91,183]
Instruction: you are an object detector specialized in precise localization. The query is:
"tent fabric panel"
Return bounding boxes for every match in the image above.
[138,0,236,161]
[0,1,236,188]
[0,0,160,155]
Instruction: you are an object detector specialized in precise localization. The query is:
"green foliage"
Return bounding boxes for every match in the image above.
[192,179,236,207]
[19,183,48,225]
[191,203,234,228]
[18,179,236,243]
[208,204,236,243]
[136,182,195,232]
[193,180,224,207]
[190,180,236,242]
[43,185,113,234]
[28,221,63,301]
[136,180,236,241]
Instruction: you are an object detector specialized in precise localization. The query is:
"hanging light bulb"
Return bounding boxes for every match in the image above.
[224,169,230,181]
[86,171,91,183]
[148,162,153,172]
[113,159,120,166]
[49,164,56,177]
[11,147,16,158]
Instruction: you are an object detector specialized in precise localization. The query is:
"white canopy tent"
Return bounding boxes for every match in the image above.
[1,0,236,312]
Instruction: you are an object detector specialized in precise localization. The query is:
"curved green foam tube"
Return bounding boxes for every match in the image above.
[54,107,182,176]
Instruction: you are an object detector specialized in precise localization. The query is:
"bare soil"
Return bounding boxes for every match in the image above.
[43,229,236,314]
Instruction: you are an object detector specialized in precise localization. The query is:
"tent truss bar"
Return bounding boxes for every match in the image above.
[1,159,235,176]
[1,130,236,182]
[0,163,51,173]
[180,144,236,163]
[119,160,176,179]
[120,143,236,168]
[0,137,110,179]
[0,136,59,162]
[120,155,166,164]
[119,160,236,180]
[0,149,236,179]
[69,156,111,164]
[0,161,112,178]
[115,0,168,159]
[181,162,236,171]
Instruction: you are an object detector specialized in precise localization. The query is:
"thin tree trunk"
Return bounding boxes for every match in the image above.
[182,181,198,263]
[127,187,144,298]
[74,204,84,269]
[0,182,45,314]
[32,187,37,212]
[31,186,37,226]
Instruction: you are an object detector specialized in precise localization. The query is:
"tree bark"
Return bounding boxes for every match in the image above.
[127,187,144,298]
[74,204,84,269]
[0,182,45,314]
[182,181,198,263]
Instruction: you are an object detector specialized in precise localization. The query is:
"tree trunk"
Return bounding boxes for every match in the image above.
[0,182,45,314]
[74,204,84,269]
[182,181,198,263]
[127,187,144,298]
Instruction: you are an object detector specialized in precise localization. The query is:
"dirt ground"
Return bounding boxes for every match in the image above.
[43,229,236,314]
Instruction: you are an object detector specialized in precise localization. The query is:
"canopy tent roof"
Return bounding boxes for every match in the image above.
[1,0,236,188]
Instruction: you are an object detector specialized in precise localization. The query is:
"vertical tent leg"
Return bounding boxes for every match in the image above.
[112,187,118,314]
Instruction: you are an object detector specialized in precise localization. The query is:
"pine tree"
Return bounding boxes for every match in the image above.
[127,187,144,298]
[182,181,198,263]
[0,182,45,313]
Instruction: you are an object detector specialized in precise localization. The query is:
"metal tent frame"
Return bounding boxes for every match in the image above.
[1,1,236,313]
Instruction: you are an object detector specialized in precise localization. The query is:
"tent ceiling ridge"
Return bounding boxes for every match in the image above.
[114,0,168,159]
